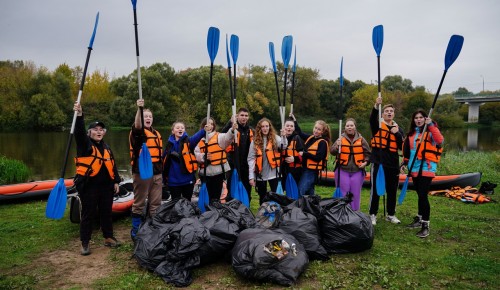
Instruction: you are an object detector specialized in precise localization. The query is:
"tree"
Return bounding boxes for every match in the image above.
[381,75,415,93]
[452,87,472,96]
[433,95,464,128]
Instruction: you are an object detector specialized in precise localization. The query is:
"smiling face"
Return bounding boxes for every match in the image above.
[344,120,356,135]
[143,110,153,128]
[260,121,270,136]
[313,122,324,138]
[284,120,295,136]
[171,122,185,140]
[88,126,105,142]
[205,119,215,133]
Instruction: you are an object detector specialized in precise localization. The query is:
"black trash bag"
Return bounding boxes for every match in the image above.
[208,199,256,230]
[232,228,309,286]
[133,220,174,271]
[285,194,324,219]
[153,198,199,225]
[263,191,295,206]
[255,201,283,229]
[154,255,200,287]
[320,197,374,254]
[279,207,329,261]
[163,217,210,261]
[196,210,240,265]
[479,181,497,194]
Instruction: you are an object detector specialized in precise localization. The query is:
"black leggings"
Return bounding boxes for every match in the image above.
[169,183,195,201]
[201,173,225,202]
[256,178,279,205]
[412,176,432,221]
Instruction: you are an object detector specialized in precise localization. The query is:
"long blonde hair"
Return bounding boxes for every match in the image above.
[315,120,331,146]
[254,118,278,150]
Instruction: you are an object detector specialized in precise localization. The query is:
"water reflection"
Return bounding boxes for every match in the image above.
[0,126,498,181]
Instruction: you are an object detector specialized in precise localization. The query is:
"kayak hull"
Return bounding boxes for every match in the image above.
[318,171,482,191]
[0,179,74,201]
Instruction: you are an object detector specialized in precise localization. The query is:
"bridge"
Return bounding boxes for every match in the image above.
[453,94,500,123]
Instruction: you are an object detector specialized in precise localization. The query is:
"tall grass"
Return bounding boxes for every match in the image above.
[0,155,31,185]
[438,150,500,183]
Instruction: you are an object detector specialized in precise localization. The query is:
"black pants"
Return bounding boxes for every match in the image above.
[280,166,302,189]
[169,183,195,201]
[256,178,279,206]
[412,176,432,221]
[369,164,399,216]
[201,173,225,202]
[79,183,114,243]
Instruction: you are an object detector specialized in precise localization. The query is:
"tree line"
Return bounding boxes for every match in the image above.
[1,60,499,132]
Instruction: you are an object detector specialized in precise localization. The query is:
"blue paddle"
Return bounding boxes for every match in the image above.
[281,35,293,128]
[199,26,220,212]
[269,42,281,123]
[399,35,464,205]
[230,34,239,110]
[333,120,343,198]
[290,46,297,114]
[285,173,299,200]
[225,34,234,115]
[131,0,153,179]
[372,25,386,204]
[46,12,100,219]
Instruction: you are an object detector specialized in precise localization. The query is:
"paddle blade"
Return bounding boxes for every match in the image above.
[281,35,293,68]
[198,182,209,213]
[398,177,410,205]
[45,178,68,219]
[138,143,153,180]
[269,42,277,72]
[285,174,299,200]
[333,187,343,199]
[372,25,384,56]
[225,34,231,68]
[88,12,100,49]
[340,56,344,86]
[292,46,297,73]
[276,182,284,195]
[230,170,239,198]
[230,34,239,65]
[207,26,220,63]
[376,164,386,196]
[444,35,464,70]
[131,0,137,9]
[236,181,250,208]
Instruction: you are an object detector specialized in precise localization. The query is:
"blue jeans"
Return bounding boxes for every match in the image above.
[298,169,317,196]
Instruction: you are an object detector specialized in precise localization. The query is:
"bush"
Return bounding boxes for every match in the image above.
[0,156,31,185]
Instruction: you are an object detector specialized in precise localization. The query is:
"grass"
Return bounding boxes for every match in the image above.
[0,155,31,185]
[1,152,499,289]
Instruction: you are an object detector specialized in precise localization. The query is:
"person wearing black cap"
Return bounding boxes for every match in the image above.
[73,103,121,256]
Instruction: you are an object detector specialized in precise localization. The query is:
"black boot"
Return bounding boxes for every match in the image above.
[416,220,430,238]
[407,215,422,229]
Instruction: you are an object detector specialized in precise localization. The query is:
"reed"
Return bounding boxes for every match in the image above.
[0,155,31,185]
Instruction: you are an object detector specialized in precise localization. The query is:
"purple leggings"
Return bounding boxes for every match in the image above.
[335,169,364,211]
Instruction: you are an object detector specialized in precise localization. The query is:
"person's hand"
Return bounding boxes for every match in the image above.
[249,179,255,187]
[74,102,82,116]
[285,156,294,163]
[374,96,382,108]
[137,99,144,107]
[337,139,341,146]
[425,117,432,125]
[232,121,238,132]
[400,164,408,175]
[231,114,236,124]
[280,128,286,137]
[390,125,399,134]
[114,183,120,194]
[358,161,367,169]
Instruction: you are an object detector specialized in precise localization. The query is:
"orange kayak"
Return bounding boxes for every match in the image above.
[318,171,481,191]
[0,179,74,201]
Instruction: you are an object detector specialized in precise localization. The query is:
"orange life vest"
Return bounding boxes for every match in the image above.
[226,129,254,153]
[75,144,115,179]
[417,132,443,163]
[339,137,365,166]
[371,122,398,152]
[164,138,198,174]
[305,136,328,170]
[255,140,281,174]
[198,133,227,168]
[129,128,163,165]
[285,137,302,168]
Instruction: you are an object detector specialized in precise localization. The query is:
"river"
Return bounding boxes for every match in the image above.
[0,127,498,181]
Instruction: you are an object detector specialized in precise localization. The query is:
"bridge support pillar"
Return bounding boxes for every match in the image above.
[467,102,482,123]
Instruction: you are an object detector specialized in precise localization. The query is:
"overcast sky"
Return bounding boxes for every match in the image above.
[2,0,499,94]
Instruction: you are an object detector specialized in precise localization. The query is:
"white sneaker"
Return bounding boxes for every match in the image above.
[386,215,401,224]
[370,214,377,225]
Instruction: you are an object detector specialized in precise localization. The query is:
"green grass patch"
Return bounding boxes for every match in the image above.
[0,155,31,185]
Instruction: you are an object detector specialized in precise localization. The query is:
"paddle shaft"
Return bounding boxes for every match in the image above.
[290,71,296,114]
[132,8,146,132]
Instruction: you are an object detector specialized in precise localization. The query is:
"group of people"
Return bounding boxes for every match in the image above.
[72,95,444,255]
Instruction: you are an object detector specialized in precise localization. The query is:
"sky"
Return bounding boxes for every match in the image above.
[2,0,499,94]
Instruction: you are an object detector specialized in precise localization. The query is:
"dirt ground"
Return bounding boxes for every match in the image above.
[15,223,132,290]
